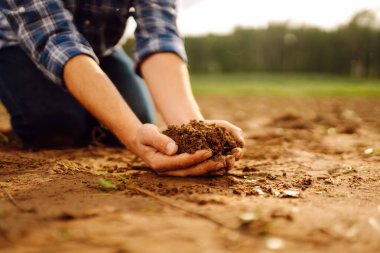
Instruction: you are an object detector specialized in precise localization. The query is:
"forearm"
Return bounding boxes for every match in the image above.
[63,55,141,150]
[141,53,203,125]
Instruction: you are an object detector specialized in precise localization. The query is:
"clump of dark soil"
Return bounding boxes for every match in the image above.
[163,120,242,157]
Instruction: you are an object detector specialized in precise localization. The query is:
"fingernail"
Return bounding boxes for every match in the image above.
[166,142,176,155]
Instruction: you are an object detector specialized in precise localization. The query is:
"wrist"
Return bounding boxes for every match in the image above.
[115,121,142,153]
[164,101,204,125]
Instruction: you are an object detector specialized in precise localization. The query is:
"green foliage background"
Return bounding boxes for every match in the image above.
[124,10,380,78]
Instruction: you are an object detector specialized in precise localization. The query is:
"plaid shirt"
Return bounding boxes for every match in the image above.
[0,0,187,85]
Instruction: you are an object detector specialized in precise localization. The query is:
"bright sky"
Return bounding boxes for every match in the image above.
[177,0,380,35]
[125,0,380,36]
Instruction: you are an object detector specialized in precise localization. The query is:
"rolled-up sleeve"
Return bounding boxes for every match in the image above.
[0,0,98,85]
[133,0,187,74]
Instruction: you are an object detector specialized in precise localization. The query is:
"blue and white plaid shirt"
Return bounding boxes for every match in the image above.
[0,0,187,85]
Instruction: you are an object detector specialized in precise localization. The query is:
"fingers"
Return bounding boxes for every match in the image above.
[136,123,243,177]
[232,148,244,160]
[225,155,235,170]
[147,148,213,172]
[160,154,236,177]
[159,159,227,177]
[208,169,227,176]
[204,120,245,147]
[138,124,178,155]
[210,154,235,174]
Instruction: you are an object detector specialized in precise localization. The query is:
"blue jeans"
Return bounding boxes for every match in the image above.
[0,46,155,147]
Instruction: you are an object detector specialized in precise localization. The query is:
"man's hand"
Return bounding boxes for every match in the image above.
[204,120,245,176]
[140,53,245,176]
[204,120,245,147]
[63,55,244,177]
[130,122,245,177]
[130,124,228,176]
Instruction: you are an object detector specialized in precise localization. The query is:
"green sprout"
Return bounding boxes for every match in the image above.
[99,178,119,191]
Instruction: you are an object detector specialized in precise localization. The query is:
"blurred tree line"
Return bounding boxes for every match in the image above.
[124,10,380,78]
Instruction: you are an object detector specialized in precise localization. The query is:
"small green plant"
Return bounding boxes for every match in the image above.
[99,178,118,191]
[98,176,130,191]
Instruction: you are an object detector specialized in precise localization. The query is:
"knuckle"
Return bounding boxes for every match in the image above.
[152,139,163,149]
[140,124,156,135]
[151,163,163,171]
[182,154,199,164]
[138,125,149,137]
[150,158,164,171]
[203,161,218,171]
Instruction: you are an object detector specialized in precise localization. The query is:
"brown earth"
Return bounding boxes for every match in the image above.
[1,95,380,253]
[163,120,242,156]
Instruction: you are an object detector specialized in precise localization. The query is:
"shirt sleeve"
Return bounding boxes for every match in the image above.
[0,0,99,85]
[133,0,188,74]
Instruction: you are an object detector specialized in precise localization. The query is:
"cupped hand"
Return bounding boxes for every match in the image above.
[204,120,245,176]
[130,121,245,177]
[204,120,245,147]
[130,124,225,176]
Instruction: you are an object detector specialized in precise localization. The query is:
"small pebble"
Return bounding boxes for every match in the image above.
[265,237,284,250]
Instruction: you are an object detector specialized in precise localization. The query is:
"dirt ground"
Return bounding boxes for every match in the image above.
[1,95,380,253]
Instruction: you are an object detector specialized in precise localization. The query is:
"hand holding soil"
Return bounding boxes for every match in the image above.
[130,120,244,177]
[162,120,244,176]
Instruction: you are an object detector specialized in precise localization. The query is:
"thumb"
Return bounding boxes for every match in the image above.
[139,124,178,155]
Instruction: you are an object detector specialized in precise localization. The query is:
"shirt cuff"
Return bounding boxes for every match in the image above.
[40,34,99,86]
[133,36,188,76]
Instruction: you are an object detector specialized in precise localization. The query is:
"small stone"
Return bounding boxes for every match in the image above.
[368,217,380,232]
[281,190,300,198]
[364,148,374,155]
[327,128,337,135]
[271,188,281,197]
[239,212,259,224]
[265,237,284,250]
[254,186,265,196]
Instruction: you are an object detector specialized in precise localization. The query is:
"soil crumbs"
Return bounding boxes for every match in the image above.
[1,96,380,253]
[163,120,241,156]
